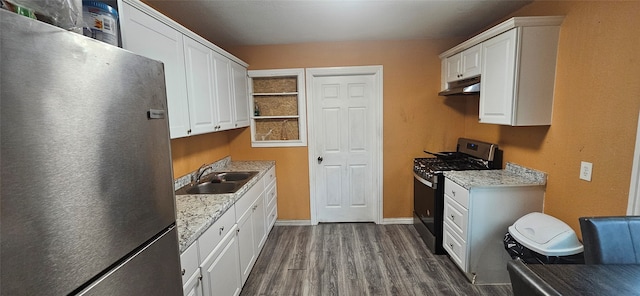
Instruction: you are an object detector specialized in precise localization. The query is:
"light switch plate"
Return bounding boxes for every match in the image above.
[580,161,593,181]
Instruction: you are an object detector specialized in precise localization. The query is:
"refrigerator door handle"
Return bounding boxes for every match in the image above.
[147,109,166,119]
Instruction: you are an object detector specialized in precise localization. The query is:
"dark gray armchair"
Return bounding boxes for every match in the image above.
[506,258,561,296]
[579,216,640,264]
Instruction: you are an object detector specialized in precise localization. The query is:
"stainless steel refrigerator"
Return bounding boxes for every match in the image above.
[1,9,182,295]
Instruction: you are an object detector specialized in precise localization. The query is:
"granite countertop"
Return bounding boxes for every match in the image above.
[174,157,275,252]
[443,162,547,190]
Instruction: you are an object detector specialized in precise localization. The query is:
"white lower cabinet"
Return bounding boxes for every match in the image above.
[180,166,278,295]
[200,224,242,296]
[237,203,256,285]
[443,178,544,285]
[237,178,267,285]
[183,270,204,296]
[181,242,203,296]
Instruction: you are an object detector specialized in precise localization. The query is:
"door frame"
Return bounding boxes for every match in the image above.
[628,110,640,215]
[306,65,383,225]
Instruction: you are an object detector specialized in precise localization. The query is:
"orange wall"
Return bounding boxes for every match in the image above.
[463,1,640,233]
[227,40,467,220]
[171,132,231,178]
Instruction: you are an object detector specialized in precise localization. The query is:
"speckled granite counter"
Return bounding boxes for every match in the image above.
[174,157,275,252]
[443,162,547,190]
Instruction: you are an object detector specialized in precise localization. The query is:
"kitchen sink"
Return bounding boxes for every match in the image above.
[215,172,256,181]
[181,182,238,194]
[175,171,259,195]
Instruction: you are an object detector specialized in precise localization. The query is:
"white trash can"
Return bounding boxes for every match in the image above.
[504,212,584,264]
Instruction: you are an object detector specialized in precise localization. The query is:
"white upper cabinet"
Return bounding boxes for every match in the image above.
[183,37,218,135]
[439,16,564,126]
[118,0,250,138]
[119,1,190,138]
[478,29,517,125]
[212,51,234,131]
[480,25,561,126]
[445,53,462,82]
[231,63,251,129]
[445,43,482,83]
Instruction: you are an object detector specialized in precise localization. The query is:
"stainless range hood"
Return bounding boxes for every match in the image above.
[438,76,481,96]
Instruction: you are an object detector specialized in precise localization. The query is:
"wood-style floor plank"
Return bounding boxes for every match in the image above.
[241,224,512,296]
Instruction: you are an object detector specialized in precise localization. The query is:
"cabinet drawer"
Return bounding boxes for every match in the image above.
[180,241,199,285]
[443,223,467,271]
[263,166,276,188]
[235,178,264,219]
[445,178,469,208]
[444,195,468,239]
[198,207,236,263]
[265,182,277,210]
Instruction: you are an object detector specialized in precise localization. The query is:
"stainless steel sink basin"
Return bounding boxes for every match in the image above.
[175,171,259,195]
[215,171,258,181]
[182,182,238,194]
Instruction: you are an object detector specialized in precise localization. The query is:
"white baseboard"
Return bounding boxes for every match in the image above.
[274,220,312,226]
[381,218,414,225]
[274,218,413,226]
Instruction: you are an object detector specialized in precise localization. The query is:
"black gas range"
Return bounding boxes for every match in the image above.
[413,138,501,255]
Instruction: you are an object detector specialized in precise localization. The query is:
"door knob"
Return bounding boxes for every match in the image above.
[317,156,323,164]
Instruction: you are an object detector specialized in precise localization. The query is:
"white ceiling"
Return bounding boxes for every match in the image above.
[144,0,532,49]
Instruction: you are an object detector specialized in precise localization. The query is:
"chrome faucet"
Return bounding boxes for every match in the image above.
[193,164,209,183]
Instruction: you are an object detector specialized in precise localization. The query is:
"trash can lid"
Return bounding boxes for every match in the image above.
[508,212,583,256]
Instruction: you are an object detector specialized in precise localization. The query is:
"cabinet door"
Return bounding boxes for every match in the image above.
[184,37,218,135]
[200,225,242,296]
[231,62,250,128]
[445,53,462,83]
[253,193,267,251]
[237,208,256,285]
[213,51,234,131]
[183,271,203,296]
[461,43,482,78]
[119,3,190,138]
[479,29,518,125]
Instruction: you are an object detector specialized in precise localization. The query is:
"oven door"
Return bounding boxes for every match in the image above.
[413,172,446,254]
[414,173,436,233]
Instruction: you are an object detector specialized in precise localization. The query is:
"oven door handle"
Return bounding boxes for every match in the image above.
[413,172,436,189]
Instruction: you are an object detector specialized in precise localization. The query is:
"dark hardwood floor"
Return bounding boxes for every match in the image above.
[241,223,512,296]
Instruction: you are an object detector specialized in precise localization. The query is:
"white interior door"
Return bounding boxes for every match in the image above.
[307,66,383,224]
[628,111,640,215]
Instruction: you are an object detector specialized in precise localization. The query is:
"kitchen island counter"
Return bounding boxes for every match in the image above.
[174,158,275,252]
[444,162,546,189]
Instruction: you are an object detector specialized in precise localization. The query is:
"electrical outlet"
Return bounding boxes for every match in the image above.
[580,161,593,181]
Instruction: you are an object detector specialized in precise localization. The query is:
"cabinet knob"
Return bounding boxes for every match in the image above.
[452,191,456,196]
[219,226,225,235]
[187,129,192,134]
[450,214,454,220]
[317,156,323,164]
[181,268,186,276]
[449,243,454,248]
